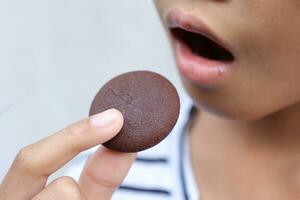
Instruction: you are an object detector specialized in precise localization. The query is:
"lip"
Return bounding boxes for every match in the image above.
[164,9,234,85]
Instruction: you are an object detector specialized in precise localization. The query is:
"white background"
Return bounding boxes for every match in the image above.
[0,0,182,180]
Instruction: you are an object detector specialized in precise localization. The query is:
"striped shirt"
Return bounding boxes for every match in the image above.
[64,94,200,200]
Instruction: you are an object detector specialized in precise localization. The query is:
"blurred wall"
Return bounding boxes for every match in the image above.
[0,0,182,180]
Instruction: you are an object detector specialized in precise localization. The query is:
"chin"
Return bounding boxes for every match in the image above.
[181,78,279,122]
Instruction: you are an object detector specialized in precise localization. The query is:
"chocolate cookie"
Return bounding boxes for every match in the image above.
[89,71,180,152]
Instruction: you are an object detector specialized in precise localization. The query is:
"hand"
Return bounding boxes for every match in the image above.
[0,109,136,200]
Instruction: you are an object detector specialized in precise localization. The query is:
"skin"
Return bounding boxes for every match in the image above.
[2,1,300,199]
[154,0,300,199]
[0,109,136,200]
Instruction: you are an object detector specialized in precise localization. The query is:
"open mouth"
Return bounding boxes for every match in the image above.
[171,28,234,62]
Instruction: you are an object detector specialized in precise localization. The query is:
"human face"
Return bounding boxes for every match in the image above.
[154,0,300,121]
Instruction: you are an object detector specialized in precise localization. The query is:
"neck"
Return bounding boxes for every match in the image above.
[190,102,300,200]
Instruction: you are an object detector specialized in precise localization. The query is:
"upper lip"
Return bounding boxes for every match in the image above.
[164,9,232,56]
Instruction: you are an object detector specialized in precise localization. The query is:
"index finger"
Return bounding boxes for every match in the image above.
[0,109,123,200]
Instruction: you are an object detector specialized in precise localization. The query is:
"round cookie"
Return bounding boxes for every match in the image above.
[89,71,180,152]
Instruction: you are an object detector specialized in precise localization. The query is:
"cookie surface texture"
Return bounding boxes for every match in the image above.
[89,71,180,152]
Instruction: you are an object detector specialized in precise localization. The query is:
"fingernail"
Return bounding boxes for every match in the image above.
[90,109,120,128]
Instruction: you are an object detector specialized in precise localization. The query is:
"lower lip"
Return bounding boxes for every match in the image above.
[173,37,233,86]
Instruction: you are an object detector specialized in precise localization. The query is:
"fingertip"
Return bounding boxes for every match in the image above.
[113,108,124,126]
[88,108,124,143]
[110,108,124,134]
[89,108,124,129]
